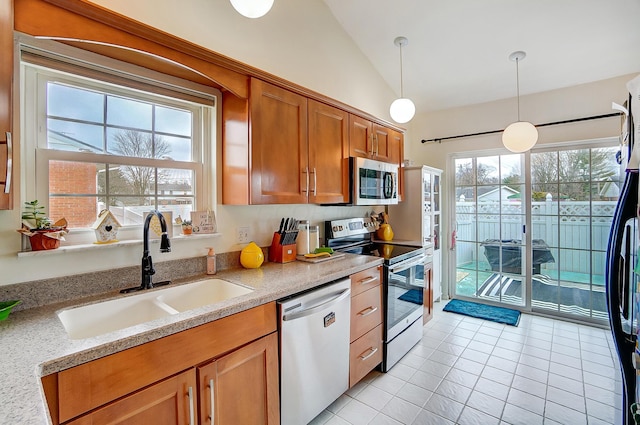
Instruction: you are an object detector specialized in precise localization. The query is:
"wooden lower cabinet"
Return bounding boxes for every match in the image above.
[349,266,383,387]
[67,370,197,425]
[197,333,279,425]
[46,303,278,425]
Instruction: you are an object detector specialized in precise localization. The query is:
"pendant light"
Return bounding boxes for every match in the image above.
[502,51,538,153]
[230,0,274,18]
[389,36,416,124]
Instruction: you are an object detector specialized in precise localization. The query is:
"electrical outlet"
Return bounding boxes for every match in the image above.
[237,226,250,243]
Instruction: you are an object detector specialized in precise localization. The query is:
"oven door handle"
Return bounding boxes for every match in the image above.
[389,255,427,274]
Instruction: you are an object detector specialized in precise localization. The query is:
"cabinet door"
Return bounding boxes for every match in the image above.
[349,114,373,158]
[308,100,349,204]
[250,78,308,204]
[67,370,197,425]
[198,333,279,425]
[0,0,13,209]
[372,124,390,162]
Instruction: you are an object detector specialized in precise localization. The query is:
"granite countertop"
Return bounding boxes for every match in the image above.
[0,254,383,424]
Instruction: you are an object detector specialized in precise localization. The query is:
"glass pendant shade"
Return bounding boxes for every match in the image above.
[230,0,274,18]
[389,98,416,124]
[502,120,538,153]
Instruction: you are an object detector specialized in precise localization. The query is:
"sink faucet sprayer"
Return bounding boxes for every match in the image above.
[120,210,172,293]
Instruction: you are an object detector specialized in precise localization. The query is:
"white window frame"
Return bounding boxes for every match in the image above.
[19,36,219,247]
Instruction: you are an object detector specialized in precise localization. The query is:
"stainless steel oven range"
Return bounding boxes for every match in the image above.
[325,217,427,371]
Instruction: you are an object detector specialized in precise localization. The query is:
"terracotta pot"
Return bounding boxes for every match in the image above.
[182,225,193,235]
[29,231,61,251]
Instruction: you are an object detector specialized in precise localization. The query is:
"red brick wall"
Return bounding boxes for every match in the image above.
[49,161,98,227]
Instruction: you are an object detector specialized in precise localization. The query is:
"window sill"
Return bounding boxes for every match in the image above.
[17,232,222,258]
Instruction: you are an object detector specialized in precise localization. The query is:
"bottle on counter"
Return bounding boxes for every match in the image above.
[297,220,311,255]
[206,247,217,275]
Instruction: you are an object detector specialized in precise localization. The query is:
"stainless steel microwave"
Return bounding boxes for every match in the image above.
[352,157,399,205]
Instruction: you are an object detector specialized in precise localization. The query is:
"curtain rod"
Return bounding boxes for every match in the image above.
[420,112,621,144]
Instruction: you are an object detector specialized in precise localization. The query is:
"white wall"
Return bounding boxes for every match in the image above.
[405,73,637,298]
[0,0,394,286]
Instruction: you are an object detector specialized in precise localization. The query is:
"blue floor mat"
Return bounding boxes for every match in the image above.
[398,289,423,305]
[443,299,521,326]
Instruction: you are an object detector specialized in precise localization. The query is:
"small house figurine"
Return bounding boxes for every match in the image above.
[91,209,121,244]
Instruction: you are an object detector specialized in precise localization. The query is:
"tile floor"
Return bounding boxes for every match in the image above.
[311,301,623,425]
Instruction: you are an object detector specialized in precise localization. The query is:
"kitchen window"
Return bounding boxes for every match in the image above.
[20,39,218,246]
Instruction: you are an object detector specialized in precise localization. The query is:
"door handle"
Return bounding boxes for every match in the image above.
[358,276,378,285]
[187,386,195,425]
[359,346,378,361]
[208,378,215,423]
[357,306,378,317]
[1,132,11,194]
[302,167,309,194]
[312,167,317,195]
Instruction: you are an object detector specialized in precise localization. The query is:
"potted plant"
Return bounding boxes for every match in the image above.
[181,219,193,235]
[17,200,68,251]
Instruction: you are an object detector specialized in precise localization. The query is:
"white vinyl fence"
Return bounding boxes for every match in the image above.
[456,199,616,276]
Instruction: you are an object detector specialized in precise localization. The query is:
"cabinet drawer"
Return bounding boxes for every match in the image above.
[350,285,383,342]
[349,324,383,387]
[350,266,381,297]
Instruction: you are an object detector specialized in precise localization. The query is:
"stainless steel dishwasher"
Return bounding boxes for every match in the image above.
[279,278,351,425]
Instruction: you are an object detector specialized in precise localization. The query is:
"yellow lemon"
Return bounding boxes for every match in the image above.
[240,241,264,269]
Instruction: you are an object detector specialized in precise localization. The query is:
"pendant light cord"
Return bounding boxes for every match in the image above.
[515,57,521,121]
[399,43,405,98]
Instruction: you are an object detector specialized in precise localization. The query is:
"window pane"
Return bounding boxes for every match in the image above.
[49,195,99,228]
[106,96,152,130]
[109,165,155,195]
[477,156,499,185]
[48,119,103,152]
[47,83,103,123]
[501,154,522,184]
[531,151,558,183]
[157,168,194,196]
[49,160,99,195]
[455,158,474,185]
[559,149,590,182]
[156,105,192,137]
[162,135,192,161]
[106,129,155,158]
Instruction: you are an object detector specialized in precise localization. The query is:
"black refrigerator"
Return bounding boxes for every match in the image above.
[607,75,640,425]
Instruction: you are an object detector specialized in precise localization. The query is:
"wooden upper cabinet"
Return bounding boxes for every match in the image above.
[249,78,308,204]
[0,0,13,210]
[372,124,391,162]
[197,333,279,425]
[349,115,373,158]
[308,100,350,204]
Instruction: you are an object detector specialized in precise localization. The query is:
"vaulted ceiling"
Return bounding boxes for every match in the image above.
[323,0,640,113]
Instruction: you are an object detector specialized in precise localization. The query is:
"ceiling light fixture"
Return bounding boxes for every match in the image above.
[230,0,274,19]
[502,51,538,152]
[389,36,415,124]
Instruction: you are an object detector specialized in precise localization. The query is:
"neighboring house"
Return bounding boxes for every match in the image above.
[478,186,520,202]
[599,179,620,201]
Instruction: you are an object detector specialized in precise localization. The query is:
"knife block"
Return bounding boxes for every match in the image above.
[268,232,297,263]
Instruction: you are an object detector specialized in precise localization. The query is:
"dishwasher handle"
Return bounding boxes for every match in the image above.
[282,288,351,321]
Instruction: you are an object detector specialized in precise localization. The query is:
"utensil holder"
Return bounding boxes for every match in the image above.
[268,232,297,263]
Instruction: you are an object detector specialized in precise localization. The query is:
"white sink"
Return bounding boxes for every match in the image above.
[157,279,253,312]
[57,279,253,339]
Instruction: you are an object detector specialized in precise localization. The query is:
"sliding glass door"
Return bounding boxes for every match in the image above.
[452,142,619,322]
[454,154,526,307]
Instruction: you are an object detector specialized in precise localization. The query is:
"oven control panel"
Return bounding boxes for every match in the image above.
[326,217,376,239]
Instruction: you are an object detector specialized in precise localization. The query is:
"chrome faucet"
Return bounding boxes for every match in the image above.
[121,210,172,293]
